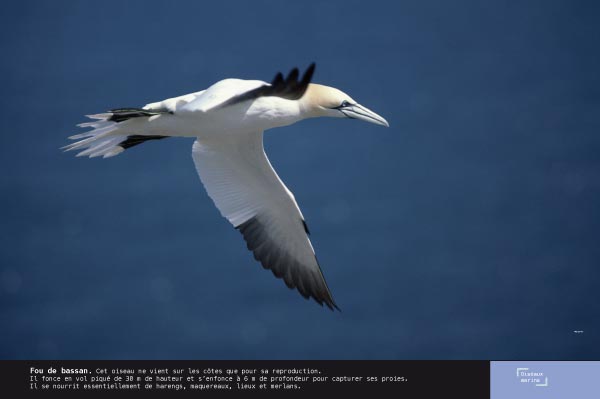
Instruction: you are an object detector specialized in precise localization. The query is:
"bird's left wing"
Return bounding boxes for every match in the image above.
[183,64,316,113]
[192,131,338,310]
[215,63,315,109]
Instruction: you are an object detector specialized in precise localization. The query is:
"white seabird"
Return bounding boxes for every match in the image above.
[63,64,389,310]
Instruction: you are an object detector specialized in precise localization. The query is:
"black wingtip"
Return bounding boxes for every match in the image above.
[325,297,341,312]
[302,63,316,85]
[310,289,339,312]
[271,72,284,87]
[286,67,300,82]
[303,291,339,312]
[236,214,341,313]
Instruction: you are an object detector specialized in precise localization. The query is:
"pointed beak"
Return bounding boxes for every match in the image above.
[341,103,389,127]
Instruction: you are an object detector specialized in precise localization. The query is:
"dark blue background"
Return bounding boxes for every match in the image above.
[1,0,598,359]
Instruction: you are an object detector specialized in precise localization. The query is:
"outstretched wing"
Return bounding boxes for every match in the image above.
[191,131,338,310]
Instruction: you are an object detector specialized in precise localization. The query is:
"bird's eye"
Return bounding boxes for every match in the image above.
[341,100,351,107]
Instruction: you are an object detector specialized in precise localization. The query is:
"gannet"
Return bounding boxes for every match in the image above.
[63,64,388,310]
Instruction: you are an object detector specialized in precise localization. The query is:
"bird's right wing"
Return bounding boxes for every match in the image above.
[191,131,338,309]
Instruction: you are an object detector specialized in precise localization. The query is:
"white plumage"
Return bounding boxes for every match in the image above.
[63,64,388,310]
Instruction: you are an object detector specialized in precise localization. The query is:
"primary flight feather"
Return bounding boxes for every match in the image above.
[63,64,389,310]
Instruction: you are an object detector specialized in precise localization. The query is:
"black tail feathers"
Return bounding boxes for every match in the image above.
[107,107,172,123]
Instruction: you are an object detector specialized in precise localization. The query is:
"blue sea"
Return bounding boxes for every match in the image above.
[1,0,599,359]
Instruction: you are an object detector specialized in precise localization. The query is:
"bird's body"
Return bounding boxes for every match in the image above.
[64,64,388,310]
[142,80,304,137]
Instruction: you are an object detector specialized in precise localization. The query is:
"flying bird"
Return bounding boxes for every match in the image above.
[63,64,388,310]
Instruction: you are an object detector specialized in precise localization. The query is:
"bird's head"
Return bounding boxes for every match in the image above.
[300,84,389,127]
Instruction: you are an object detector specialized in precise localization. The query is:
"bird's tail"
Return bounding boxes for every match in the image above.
[62,108,169,158]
